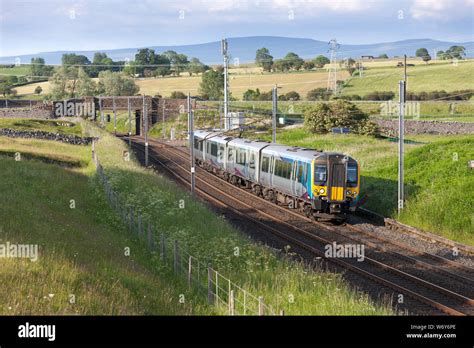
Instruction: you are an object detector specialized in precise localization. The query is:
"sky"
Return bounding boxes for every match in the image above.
[0,0,473,57]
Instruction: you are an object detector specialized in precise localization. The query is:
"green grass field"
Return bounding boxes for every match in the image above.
[245,128,474,245]
[0,119,83,135]
[0,66,31,76]
[342,60,474,97]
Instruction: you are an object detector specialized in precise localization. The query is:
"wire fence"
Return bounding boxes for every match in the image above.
[91,139,278,315]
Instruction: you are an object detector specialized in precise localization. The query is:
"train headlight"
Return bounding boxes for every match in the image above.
[319,188,325,194]
[346,190,352,195]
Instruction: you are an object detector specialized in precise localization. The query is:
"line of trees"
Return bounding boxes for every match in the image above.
[255,47,331,72]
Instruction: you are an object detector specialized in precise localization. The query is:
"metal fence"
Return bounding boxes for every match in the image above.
[91,140,277,315]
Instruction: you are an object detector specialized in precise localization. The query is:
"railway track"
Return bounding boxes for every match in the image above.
[126,136,474,316]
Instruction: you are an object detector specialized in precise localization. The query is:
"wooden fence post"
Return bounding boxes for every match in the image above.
[229,290,235,315]
[207,264,214,305]
[129,207,134,234]
[173,240,179,274]
[258,296,265,316]
[160,233,166,262]
[138,214,143,237]
[147,224,153,250]
[188,256,192,288]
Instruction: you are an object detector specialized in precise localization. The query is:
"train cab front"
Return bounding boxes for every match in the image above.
[311,154,360,220]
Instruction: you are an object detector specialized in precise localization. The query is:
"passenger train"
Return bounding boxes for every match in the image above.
[193,130,360,220]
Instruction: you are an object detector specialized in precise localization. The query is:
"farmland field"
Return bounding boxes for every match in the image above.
[342,60,474,97]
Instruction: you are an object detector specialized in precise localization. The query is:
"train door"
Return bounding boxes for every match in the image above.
[328,161,346,202]
[259,154,270,186]
[248,151,257,182]
[292,161,305,197]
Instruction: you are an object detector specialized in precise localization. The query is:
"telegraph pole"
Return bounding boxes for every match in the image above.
[127,97,131,147]
[404,54,407,93]
[222,39,229,130]
[188,93,195,197]
[113,96,117,135]
[143,95,148,167]
[272,85,278,143]
[398,81,405,215]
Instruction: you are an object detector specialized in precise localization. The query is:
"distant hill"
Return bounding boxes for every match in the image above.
[1,36,472,65]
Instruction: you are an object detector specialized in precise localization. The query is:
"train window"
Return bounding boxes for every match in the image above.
[347,163,358,187]
[249,153,255,169]
[314,165,327,185]
[236,149,246,165]
[275,160,292,179]
[261,156,269,172]
[297,163,305,183]
[228,147,234,161]
[211,143,218,157]
[218,145,224,162]
[194,138,200,150]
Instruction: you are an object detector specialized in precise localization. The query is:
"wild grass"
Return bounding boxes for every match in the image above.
[0,137,215,315]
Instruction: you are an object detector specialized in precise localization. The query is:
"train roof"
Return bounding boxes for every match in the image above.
[193,131,356,162]
[227,138,270,150]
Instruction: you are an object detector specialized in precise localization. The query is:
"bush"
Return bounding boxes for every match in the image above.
[243,88,260,101]
[170,91,187,99]
[279,91,300,101]
[304,100,379,136]
[363,91,395,101]
[307,88,332,101]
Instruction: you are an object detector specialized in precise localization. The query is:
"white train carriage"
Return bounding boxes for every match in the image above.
[226,138,269,184]
[259,145,313,203]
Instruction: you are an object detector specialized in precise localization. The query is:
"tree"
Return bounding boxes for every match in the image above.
[303,61,315,70]
[34,86,43,95]
[97,71,139,96]
[272,59,290,72]
[416,48,431,63]
[154,54,172,77]
[76,68,97,96]
[313,55,330,68]
[50,66,81,99]
[378,54,389,59]
[170,91,187,99]
[282,91,300,101]
[307,88,332,101]
[30,57,54,78]
[163,50,189,76]
[436,50,446,60]
[134,48,160,76]
[187,57,207,76]
[89,52,118,76]
[304,100,378,136]
[199,69,224,100]
[255,48,273,72]
[0,83,12,97]
[444,46,466,60]
[284,52,304,70]
[243,88,261,101]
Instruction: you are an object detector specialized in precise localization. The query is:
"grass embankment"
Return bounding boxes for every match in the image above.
[0,124,214,315]
[84,121,393,315]
[246,128,474,245]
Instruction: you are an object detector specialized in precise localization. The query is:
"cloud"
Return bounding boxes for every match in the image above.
[410,0,474,20]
